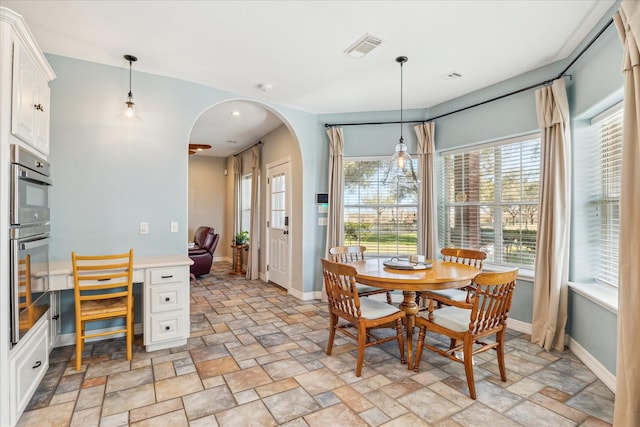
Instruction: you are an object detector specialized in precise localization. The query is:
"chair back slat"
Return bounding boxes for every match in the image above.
[321,258,361,319]
[441,248,486,269]
[467,270,518,334]
[72,250,134,301]
[329,245,366,263]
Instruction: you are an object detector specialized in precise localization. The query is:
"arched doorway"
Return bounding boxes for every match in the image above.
[187,99,303,293]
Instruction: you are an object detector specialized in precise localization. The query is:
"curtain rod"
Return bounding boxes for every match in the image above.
[233,140,262,157]
[325,17,614,128]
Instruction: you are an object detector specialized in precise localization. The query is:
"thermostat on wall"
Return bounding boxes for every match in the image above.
[316,193,328,204]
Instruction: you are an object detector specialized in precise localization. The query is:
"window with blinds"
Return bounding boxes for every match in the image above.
[593,107,622,287]
[343,158,418,255]
[240,174,252,233]
[438,135,541,268]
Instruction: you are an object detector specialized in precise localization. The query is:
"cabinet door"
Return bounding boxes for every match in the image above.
[11,41,38,145]
[33,76,50,155]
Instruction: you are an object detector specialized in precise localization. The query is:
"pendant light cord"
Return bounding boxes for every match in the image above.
[128,59,133,97]
[400,60,403,142]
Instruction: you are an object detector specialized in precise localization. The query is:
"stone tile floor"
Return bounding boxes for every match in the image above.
[19,262,615,426]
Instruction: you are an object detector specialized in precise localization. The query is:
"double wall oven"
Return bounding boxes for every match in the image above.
[9,145,52,348]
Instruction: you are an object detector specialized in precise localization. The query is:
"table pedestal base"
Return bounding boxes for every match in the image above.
[399,291,419,370]
[230,244,247,275]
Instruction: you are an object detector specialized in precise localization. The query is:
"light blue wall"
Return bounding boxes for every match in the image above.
[46,55,319,331]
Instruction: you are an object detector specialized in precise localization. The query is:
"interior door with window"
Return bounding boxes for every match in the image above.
[266,161,291,289]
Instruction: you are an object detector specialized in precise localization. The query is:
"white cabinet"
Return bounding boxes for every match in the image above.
[10,34,52,156]
[144,266,189,352]
[9,317,49,426]
[49,290,60,350]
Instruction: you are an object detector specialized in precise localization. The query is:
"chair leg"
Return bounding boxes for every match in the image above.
[355,324,366,377]
[386,291,392,305]
[414,326,426,372]
[395,318,406,364]
[126,312,133,362]
[463,335,476,399]
[75,318,82,371]
[326,312,337,355]
[496,328,507,382]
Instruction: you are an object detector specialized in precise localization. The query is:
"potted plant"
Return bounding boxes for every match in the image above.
[234,230,249,246]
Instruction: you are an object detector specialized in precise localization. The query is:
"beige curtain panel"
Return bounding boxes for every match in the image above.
[323,127,344,302]
[531,78,571,352]
[324,127,345,257]
[246,144,261,280]
[233,156,242,238]
[414,122,437,260]
[613,2,640,425]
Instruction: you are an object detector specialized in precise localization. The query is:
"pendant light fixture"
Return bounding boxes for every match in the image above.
[122,54,142,121]
[383,56,417,183]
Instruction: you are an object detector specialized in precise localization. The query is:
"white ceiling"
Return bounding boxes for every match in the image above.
[3,0,615,157]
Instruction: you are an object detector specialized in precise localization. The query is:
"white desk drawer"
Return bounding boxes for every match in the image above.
[149,267,185,285]
[150,312,186,342]
[150,283,184,314]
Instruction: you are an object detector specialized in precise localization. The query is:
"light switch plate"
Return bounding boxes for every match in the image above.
[170,221,178,233]
[140,222,149,234]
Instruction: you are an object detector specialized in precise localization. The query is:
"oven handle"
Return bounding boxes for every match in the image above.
[16,166,53,186]
[19,236,51,250]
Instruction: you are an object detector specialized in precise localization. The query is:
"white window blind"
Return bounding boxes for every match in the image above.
[594,107,623,287]
[438,136,540,268]
[343,158,418,255]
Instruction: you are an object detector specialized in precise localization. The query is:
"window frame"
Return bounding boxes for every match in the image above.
[437,133,541,270]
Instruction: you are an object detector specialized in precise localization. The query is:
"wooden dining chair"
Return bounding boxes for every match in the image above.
[329,245,392,304]
[72,249,134,371]
[414,269,518,399]
[321,258,406,377]
[420,248,486,310]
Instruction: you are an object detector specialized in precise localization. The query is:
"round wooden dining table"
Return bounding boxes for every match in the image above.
[351,258,480,370]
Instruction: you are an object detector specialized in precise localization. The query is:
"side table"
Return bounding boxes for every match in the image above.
[230,244,248,275]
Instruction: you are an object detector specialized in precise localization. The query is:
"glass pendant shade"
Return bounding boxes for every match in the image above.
[384,138,418,183]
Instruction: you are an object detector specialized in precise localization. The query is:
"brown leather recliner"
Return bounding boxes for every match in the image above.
[189,226,220,277]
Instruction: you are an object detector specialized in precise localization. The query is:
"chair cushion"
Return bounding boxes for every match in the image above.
[355,283,386,295]
[428,288,467,301]
[428,305,471,332]
[358,297,402,320]
[81,296,128,317]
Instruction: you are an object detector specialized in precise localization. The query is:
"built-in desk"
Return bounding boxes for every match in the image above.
[48,255,193,352]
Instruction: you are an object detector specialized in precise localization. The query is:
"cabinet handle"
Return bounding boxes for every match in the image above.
[161,275,173,279]
[32,361,42,369]
[98,278,111,282]
[52,314,60,320]
[164,326,171,331]
[34,103,44,112]
[164,297,171,302]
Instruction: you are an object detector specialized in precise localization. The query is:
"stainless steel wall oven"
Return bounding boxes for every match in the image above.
[9,145,52,348]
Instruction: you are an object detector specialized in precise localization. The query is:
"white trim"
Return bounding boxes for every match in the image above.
[590,101,623,124]
[567,335,616,393]
[568,281,618,314]
[506,318,532,334]
[287,287,323,301]
[439,132,541,156]
[56,323,143,347]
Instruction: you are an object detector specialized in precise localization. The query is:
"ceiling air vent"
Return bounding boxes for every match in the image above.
[345,33,384,58]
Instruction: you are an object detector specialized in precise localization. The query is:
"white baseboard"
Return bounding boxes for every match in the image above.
[507,318,532,334]
[567,335,616,392]
[288,288,323,301]
[213,256,231,263]
[56,323,143,348]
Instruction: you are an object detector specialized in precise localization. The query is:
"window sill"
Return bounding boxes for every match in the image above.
[483,264,535,282]
[568,281,618,314]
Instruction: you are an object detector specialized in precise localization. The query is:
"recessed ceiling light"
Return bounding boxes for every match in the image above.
[231,111,240,116]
